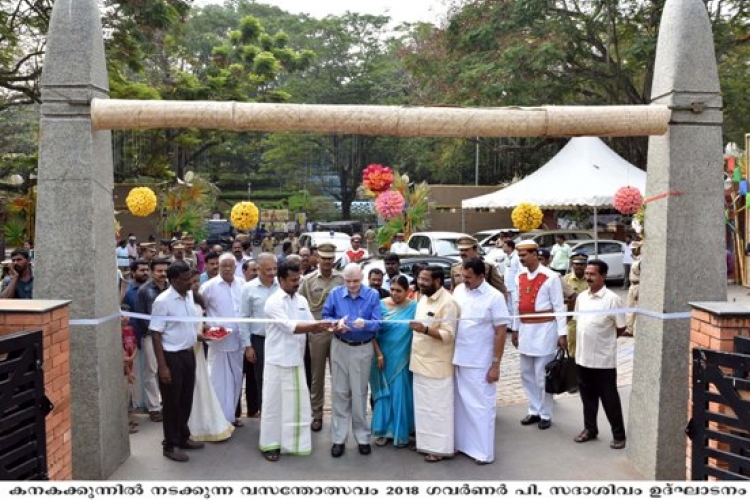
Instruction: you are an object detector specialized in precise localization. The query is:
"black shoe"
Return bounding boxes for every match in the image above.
[520,414,541,426]
[179,439,205,450]
[358,444,371,455]
[331,443,345,458]
[538,419,551,430]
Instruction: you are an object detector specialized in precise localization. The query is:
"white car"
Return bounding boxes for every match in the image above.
[406,231,472,257]
[473,228,521,252]
[569,239,628,283]
[297,232,351,262]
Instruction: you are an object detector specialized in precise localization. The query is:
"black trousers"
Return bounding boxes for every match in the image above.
[304,334,312,391]
[577,365,626,441]
[251,335,266,410]
[159,349,196,450]
[236,356,260,418]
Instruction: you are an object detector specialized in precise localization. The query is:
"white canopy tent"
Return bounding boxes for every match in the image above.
[462,137,646,244]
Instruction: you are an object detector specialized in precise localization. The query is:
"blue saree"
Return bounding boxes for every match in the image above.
[370,299,417,446]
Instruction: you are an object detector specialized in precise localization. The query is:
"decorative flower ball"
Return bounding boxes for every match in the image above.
[126,187,158,217]
[613,186,643,215]
[375,190,405,220]
[231,201,260,231]
[511,202,543,232]
[362,164,394,193]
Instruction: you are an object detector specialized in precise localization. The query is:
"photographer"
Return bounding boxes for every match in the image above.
[0,249,33,299]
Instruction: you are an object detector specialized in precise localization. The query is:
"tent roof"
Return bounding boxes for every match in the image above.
[461,137,646,209]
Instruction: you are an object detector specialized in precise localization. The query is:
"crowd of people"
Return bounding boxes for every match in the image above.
[105,229,638,465]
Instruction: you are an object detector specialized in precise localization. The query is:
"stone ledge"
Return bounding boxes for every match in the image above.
[0,299,71,313]
[690,301,750,316]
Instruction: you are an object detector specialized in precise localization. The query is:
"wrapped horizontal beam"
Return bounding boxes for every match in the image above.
[91,99,671,137]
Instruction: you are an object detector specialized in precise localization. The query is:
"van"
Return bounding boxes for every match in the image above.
[316,220,363,236]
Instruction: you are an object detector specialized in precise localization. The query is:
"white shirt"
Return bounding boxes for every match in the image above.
[550,243,571,271]
[485,248,507,276]
[514,265,567,356]
[199,275,246,351]
[149,287,200,352]
[264,288,313,367]
[116,246,130,267]
[239,277,279,346]
[575,286,626,368]
[504,250,521,293]
[390,241,410,254]
[383,272,407,291]
[622,243,634,265]
[452,280,509,368]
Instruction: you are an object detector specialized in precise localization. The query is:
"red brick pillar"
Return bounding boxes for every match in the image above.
[0,299,72,480]
[688,303,750,480]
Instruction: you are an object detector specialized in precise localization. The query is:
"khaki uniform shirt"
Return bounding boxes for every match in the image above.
[410,287,460,379]
[563,273,589,337]
[300,269,344,320]
[451,259,507,295]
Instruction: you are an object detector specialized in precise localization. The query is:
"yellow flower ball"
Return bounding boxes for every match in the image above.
[511,202,543,232]
[231,201,260,231]
[126,187,158,217]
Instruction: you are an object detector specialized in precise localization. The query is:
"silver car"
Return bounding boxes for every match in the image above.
[569,239,628,283]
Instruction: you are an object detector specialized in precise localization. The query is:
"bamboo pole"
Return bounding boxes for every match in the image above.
[90,99,671,138]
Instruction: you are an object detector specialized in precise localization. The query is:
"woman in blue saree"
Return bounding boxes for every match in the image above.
[371,276,416,447]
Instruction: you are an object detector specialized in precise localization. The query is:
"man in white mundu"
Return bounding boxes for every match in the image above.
[452,258,509,465]
[512,240,567,430]
[199,253,246,427]
[260,262,333,461]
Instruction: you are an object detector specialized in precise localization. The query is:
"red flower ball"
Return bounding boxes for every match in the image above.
[613,186,643,215]
[362,164,394,193]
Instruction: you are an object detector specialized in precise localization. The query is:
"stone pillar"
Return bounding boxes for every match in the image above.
[628,0,725,479]
[36,0,129,478]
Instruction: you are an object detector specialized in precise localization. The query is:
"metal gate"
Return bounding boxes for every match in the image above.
[0,330,50,480]
[690,336,750,480]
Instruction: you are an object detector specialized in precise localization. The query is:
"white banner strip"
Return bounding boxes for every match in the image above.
[68,308,692,327]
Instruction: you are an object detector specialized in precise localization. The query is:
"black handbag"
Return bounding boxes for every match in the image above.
[545,348,578,394]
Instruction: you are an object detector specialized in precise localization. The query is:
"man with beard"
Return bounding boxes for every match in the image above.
[382,253,405,291]
[149,261,204,462]
[139,242,158,264]
[259,262,334,461]
[1,249,34,298]
[451,237,506,295]
[408,265,459,463]
[300,243,344,432]
[135,258,171,422]
[123,259,150,312]
[299,247,316,275]
[367,268,390,299]
[122,258,151,413]
[200,253,246,428]
[512,241,567,430]
[323,263,381,458]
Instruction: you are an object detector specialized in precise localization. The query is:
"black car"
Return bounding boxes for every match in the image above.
[352,255,460,290]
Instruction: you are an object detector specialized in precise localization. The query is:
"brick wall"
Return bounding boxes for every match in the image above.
[688,303,750,480]
[0,300,72,480]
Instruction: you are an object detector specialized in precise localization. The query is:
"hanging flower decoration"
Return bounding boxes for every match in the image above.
[126,187,158,217]
[613,186,643,215]
[511,202,543,232]
[362,164,394,193]
[375,190,405,220]
[230,201,259,231]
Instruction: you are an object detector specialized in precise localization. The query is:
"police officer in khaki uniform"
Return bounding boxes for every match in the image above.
[451,236,507,295]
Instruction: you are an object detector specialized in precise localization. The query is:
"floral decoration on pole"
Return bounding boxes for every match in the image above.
[375,190,405,220]
[231,201,260,231]
[362,164,394,193]
[511,202,543,232]
[126,187,158,217]
[613,186,644,215]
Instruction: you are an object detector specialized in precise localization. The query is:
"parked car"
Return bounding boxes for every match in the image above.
[473,228,521,251]
[569,239,628,283]
[204,219,234,249]
[355,255,460,289]
[406,231,473,257]
[514,230,595,250]
[298,231,351,262]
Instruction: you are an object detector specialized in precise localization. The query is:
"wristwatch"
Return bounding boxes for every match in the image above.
[492,357,500,364]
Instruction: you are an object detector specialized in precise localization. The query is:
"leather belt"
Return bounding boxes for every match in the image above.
[335,335,372,347]
[519,309,555,324]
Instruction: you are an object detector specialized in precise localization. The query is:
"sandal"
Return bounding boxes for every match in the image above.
[263,450,280,462]
[233,419,245,428]
[425,454,444,463]
[374,437,388,447]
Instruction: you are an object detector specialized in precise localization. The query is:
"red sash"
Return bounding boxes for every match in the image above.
[346,249,366,262]
[518,273,554,324]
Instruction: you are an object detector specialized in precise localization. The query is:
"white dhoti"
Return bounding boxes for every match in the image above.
[130,347,147,410]
[260,364,312,455]
[207,346,244,423]
[142,335,162,412]
[454,366,496,463]
[413,373,454,457]
[520,352,556,420]
[189,344,234,442]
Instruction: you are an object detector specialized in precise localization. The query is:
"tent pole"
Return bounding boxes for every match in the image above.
[594,206,599,258]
